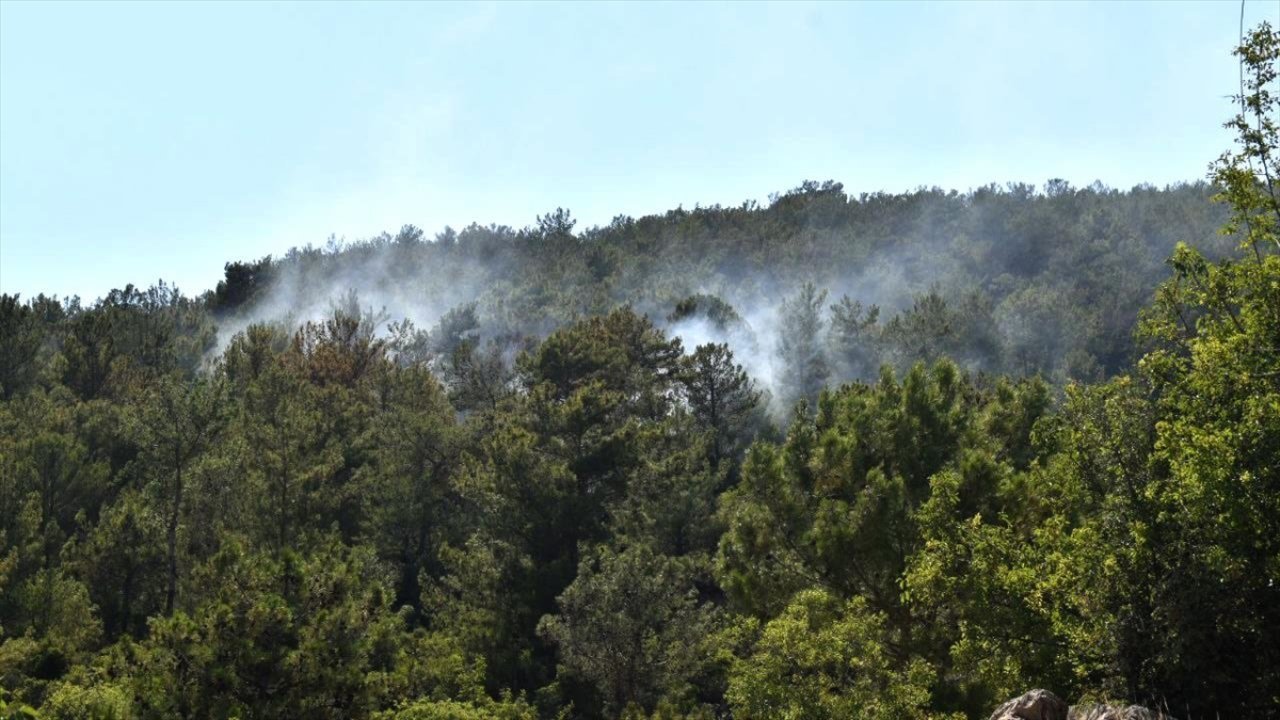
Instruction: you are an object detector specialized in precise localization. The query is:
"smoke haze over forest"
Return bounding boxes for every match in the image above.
[204,179,1232,412]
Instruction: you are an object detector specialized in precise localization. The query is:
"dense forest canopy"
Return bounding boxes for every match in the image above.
[1,21,1278,720]
[204,177,1234,411]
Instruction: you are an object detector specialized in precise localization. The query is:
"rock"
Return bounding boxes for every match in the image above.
[989,689,1070,720]
[1068,705,1176,720]
[989,692,1178,720]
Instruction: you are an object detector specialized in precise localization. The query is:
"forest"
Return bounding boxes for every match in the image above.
[1,22,1277,720]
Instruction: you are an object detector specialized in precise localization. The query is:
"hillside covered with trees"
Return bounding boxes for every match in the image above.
[208,176,1233,404]
[1,22,1278,720]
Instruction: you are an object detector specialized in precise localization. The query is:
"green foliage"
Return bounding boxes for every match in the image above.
[361,365,460,612]
[39,681,131,720]
[667,294,744,333]
[374,696,535,720]
[211,257,273,316]
[725,589,949,720]
[775,283,830,410]
[0,688,41,720]
[678,343,763,473]
[716,361,1033,618]
[538,545,718,716]
[110,541,399,717]
[0,296,47,401]
[70,490,166,639]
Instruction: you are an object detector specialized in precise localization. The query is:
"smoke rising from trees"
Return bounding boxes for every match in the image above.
[209,179,1232,416]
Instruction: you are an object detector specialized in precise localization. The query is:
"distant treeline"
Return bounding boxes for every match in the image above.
[206,178,1232,402]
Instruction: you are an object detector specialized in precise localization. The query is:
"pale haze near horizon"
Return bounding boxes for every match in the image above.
[1,0,1277,302]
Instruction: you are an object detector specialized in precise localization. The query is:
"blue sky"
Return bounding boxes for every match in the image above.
[2,1,1276,301]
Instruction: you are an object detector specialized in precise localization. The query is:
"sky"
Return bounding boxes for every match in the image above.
[1,1,1277,302]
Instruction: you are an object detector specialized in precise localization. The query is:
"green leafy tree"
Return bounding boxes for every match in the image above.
[775,283,830,411]
[828,295,882,380]
[71,490,166,640]
[234,343,342,555]
[539,545,718,717]
[725,589,947,720]
[131,375,226,615]
[716,361,986,618]
[907,26,1280,715]
[678,343,762,473]
[0,297,46,401]
[362,366,461,612]
[112,541,404,718]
